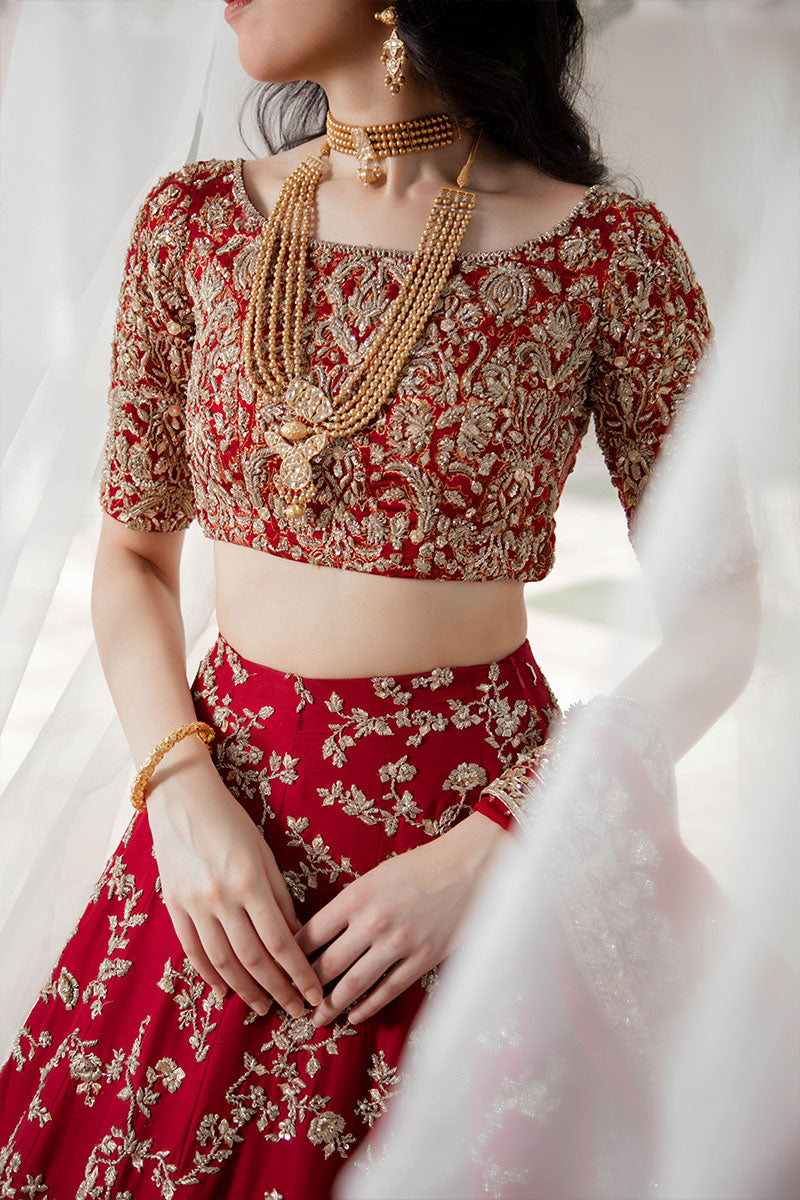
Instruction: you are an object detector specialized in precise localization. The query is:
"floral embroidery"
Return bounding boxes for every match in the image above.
[79,854,152,1020]
[281,816,362,905]
[321,696,394,769]
[98,158,715,586]
[317,756,489,839]
[19,1175,49,1198]
[39,966,80,1012]
[353,1051,403,1130]
[189,638,298,830]
[157,959,225,1064]
[6,1028,53,1075]
[0,633,554,1195]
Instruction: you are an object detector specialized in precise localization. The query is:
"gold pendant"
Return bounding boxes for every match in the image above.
[275,434,327,490]
[283,378,334,423]
[280,419,311,441]
[352,127,382,186]
[261,427,328,527]
[257,378,332,526]
[277,430,327,526]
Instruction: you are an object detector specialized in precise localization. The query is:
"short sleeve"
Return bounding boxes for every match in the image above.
[98,163,198,532]
[588,199,714,536]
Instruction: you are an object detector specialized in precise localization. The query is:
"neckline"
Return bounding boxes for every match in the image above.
[230,156,606,265]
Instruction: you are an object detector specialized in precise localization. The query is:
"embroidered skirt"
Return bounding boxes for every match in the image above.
[0,630,556,1199]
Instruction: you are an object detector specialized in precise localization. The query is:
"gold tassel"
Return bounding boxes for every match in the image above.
[456,125,482,189]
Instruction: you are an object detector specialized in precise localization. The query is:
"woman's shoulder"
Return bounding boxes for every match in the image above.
[584,183,706,314]
[587,184,711,345]
[139,157,234,207]
[129,158,241,229]
[125,158,253,252]
[590,183,696,268]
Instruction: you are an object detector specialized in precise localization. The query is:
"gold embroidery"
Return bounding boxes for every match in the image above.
[292,674,315,713]
[82,855,151,1019]
[0,633,554,1193]
[7,1027,52,1074]
[39,967,80,1012]
[74,1017,189,1197]
[418,966,439,993]
[99,159,713,585]
[321,695,394,769]
[157,958,225,1063]
[18,1174,49,1198]
[189,639,297,830]
[353,1050,403,1130]
[182,1011,361,1175]
[317,756,488,838]
[281,817,361,904]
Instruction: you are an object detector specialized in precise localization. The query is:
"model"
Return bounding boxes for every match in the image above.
[0,1,760,1196]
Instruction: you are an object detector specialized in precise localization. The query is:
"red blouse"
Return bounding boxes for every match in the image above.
[98,156,717,830]
[99,156,714,575]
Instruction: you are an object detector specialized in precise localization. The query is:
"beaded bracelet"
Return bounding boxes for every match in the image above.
[130,720,216,813]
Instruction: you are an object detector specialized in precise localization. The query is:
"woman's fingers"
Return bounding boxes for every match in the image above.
[222,905,315,1016]
[245,893,324,1008]
[192,911,291,1016]
[308,924,373,989]
[293,889,351,960]
[173,891,427,1027]
[170,906,230,999]
[260,844,303,935]
[311,944,400,1027]
[337,955,426,1026]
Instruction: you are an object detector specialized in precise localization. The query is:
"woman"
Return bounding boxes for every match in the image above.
[0,1,760,1196]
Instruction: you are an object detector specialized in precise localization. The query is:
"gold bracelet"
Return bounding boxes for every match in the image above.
[130,720,216,813]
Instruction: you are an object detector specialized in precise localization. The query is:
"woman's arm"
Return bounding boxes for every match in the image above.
[92,515,206,779]
[461,193,757,835]
[93,163,322,1017]
[614,573,761,763]
[91,514,324,1017]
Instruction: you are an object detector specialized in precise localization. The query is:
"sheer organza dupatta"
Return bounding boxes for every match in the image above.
[334,13,800,1195]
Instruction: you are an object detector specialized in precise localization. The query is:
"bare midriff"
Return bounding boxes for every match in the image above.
[212,540,528,678]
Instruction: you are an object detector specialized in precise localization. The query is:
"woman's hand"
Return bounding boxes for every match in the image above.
[294,810,508,1028]
[146,744,324,1018]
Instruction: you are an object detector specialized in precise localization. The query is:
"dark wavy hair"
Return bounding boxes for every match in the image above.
[237,0,616,187]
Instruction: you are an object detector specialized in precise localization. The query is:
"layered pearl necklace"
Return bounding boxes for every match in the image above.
[242,111,481,526]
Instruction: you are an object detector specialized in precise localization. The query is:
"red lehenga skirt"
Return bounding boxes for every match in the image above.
[0,630,556,1199]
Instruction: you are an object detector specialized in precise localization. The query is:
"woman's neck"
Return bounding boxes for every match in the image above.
[318,72,476,193]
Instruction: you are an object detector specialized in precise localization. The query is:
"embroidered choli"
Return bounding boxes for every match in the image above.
[98,156,719,832]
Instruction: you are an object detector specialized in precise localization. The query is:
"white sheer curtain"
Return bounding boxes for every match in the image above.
[1,5,798,1194]
[0,0,245,1053]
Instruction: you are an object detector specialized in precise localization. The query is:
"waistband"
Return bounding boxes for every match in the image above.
[209,629,545,709]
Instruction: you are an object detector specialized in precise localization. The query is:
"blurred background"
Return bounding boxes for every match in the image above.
[0,0,797,1012]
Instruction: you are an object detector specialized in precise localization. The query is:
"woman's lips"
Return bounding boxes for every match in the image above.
[224,0,253,20]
